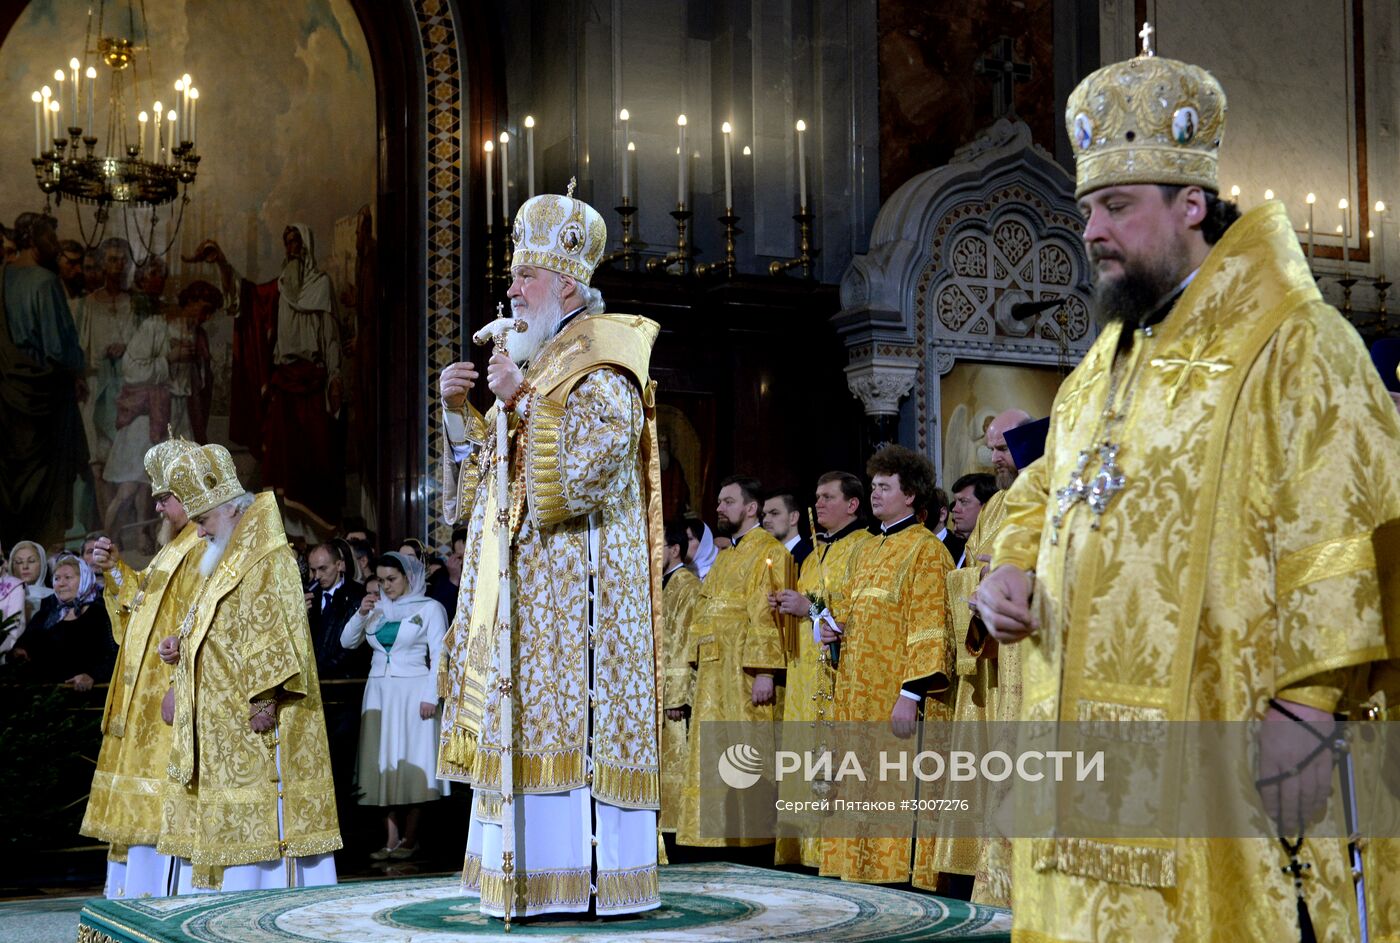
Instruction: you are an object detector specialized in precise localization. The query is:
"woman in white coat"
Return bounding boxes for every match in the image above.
[340,551,449,860]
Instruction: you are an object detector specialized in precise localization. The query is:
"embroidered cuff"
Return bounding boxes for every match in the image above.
[443,403,487,447]
[525,395,571,527]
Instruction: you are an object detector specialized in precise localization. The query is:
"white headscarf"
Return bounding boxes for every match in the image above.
[372,551,431,622]
[689,523,718,580]
[8,540,54,612]
[279,223,334,313]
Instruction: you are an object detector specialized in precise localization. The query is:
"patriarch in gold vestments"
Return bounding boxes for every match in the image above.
[160,444,341,892]
[661,519,702,834]
[772,471,872,867]
[677,475,796,848]
[436,187,665,919]
[81,435,205,899]
[975,33,1400,942]
[820,445,954,886]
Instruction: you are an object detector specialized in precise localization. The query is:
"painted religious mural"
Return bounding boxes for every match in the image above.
[0,0,376,560]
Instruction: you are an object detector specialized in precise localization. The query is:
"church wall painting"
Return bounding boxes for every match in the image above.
[936,360,1061,488]
[0,0,376,556]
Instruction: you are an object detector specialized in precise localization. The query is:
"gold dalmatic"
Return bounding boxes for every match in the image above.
[80,524,205,856]
[660,566,701,833]
[991,203,1400,941]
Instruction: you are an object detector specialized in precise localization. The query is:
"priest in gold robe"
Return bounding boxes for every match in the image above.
[772,470,872,867]
[81,435,205,898]
[676,476,795,848]
[160,444,341,892]
[820,445,954,886]
[975,34,1400,943]
[436,187,665,918]
[931,408,1030,897]
[661,519,701,835]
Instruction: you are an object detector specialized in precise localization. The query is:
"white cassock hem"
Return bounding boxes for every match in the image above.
[170,853,338,894]
[104,845,175,899]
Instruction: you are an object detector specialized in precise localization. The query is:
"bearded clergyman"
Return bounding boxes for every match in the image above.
[436,184,665,919]
[158,444,342,892]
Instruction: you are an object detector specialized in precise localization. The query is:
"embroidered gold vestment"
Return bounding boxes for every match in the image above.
[676,525,795,847]
[990,204,1400,942]
[775,522,872,867]
[660,565,701,833]
[160,492,341,889]
[820,523,954,885]
[81,523,205,856]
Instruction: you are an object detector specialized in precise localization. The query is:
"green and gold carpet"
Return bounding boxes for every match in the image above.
[75,863,1010,942]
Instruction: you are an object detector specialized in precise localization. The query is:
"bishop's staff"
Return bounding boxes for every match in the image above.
[471,303,527,931]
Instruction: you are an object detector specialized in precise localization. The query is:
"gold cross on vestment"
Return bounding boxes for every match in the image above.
[1150,341,1232,407]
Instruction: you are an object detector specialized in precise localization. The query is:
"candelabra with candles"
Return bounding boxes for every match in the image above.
[769,207,816,278]
[599,198,640,272]
[695,210,740,278]
[646,206,694,275]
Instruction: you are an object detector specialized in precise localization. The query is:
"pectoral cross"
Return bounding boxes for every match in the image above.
[1051,441,1126,543]
[1139,21,1155,57]
[1150,342,1232,407]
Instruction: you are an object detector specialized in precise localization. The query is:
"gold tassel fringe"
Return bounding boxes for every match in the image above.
[1031,836,1177,889]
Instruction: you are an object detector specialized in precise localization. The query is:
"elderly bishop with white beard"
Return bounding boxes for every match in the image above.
[437,184,665,920]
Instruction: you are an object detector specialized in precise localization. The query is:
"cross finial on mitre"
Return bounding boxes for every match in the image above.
[1138,21,1155,57]
[566,176,577,198]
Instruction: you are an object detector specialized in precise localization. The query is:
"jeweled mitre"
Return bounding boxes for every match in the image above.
[166,443,246,518]
[511,187,607,285]
[1066,49,1227,198]
[144,434,202,498]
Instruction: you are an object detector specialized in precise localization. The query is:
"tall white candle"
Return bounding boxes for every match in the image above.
[154,100,164,157]
[795,119,808,209]
[167,111,177,164]
[181,74,191,142]
[49,99,60,145]
[69,59,79,118]
[524,115,536,199]
[138,110,148,157]
[1305,193,1315,265]
[721,121,734,210]
[676,114,688,208]
[85,66,95,133]
[1377,201,1387,277]
[619,108,630,202]
[53,71,65,131]
[188,88,198,147]
[174,80,184,144]
[483,139,495,228]
[626,141,636,204]
[1340,198,1350,269]
[32,91,43,159]
[499,131,510,224]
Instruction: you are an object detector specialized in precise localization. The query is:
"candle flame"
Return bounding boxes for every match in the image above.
[85,66,96,79]
[175,79,184,92]
[54,69,65,82]
[1339,198,1349,210]
[69,57,80,70]
[138,111,147,122]
[618,108,629,121]
[795,119,807,132]
[765,557,773,567]
[30,91,41,103]
[1306,192,1316,204]
[722,121,732,134]
[1336,225,1344,233]
[182,73,191,86]
[743,145,752,155]
[49,100,59,113]
[627,141,635,151]
[484,139,494,152]
[677,114,687,126]
[1264,189,1274,200]
[499,130,509,143]
[1229,185,1240,198]
[524,115,535,128]
[1377,201,1387,213]
[189,88,199,100]
[41,85,51,98]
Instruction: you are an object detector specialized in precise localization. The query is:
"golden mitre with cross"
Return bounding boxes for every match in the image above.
[166,443,247,518]
[1065,22,1227,198]
[510,177,608,285]
[143,431,203,498]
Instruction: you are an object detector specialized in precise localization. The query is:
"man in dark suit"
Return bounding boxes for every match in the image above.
[305,540,368,819]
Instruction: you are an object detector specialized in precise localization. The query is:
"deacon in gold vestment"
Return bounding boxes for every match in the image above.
[437,187,665,918]
[160,445,341,892]
[820,446,954,886]
[932,409,1030,900]
[975,34,1400,943]
[660,521,702,834]
[772,471,872,867]
[81,435,205,899]
[676,476,796,848]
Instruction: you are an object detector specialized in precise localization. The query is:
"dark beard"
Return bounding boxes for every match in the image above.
[714,515,739,537]
[1090,248,1185,331]
[995,467,1016,491]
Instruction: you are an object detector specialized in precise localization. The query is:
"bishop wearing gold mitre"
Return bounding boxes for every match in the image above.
[771,471,872,868]
[436,186,665,919]
[80,435,205,899]
[159,444,341,892]
[929,408,1031,901]
[676,475,796,848]
[660,519,702,835]
[820,445,954,886]
[974,27,1400,943]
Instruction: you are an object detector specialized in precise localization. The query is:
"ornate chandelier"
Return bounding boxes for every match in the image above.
[28,1,203,248]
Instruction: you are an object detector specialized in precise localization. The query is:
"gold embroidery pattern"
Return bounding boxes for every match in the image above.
[480,866,592,915]
[597,864,660,911]
[1277,533,1376,597]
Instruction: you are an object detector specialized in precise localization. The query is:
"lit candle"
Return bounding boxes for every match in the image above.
[765,557,779,593]
[1377,201,1387,277]
[524,115,535,199]
[53,70,65,131]
[181,73,191,141]
[188,88,198,147]
[69,59,79,118]
[676,114,688,208]
[484,139,495,228]
[49,99,60,145]
[85,66,95,133]
[153,100,164,156]
[31,91,42,159]
[1264,188,1274,202]
[721,121,734,210]
[626,141,636,204]
[499,130,510,224]
[795,119,808,209]
[1340,198,1350,270]
[743,145,751,156]
[1230,184,1240,209]
[1305,193,1315,266]
[167,110,177,164]
[174,79,184,144]
[138,110,148,157]
[618,108,630,201]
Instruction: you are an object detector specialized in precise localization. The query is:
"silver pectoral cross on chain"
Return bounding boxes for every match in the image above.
[1051,440,1126,544]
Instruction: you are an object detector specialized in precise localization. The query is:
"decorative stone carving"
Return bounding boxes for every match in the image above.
[844,356,920,417]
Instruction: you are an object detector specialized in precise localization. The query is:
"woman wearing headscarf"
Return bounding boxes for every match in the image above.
[341,551,449,860]
[16,553,115,691]
[685,518,718,580]
[0,541,27,660]
[7,539,54,621]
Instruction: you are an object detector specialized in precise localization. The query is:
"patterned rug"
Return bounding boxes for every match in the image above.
[78,863,1011,942]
